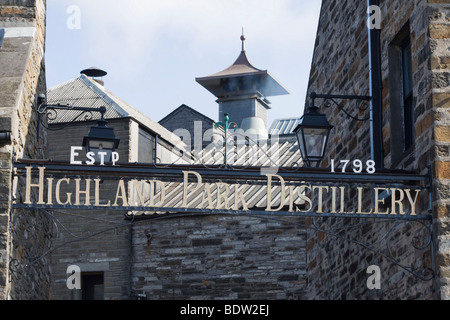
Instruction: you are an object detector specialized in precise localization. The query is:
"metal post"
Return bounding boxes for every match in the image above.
[214,113,237,168]
[368,0,384,169]
[153,135,159,164]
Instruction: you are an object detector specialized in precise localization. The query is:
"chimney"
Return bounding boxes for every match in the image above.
[80,67,107,86]
[196,33,289,142]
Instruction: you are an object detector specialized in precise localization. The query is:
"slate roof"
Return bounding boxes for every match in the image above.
[133,138,302,215]
[46,74,183,146]
[269,118,301,136]
[159,104,216,125]
[193,139,301,167]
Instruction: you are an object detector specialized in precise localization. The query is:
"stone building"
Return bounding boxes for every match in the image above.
[303,0,449,299]
[44,69,187,299]
[1,0,448,301]
[0,0,50,299]
[45,69,185,166]
[158,104,217,152]
[43,37,306,299]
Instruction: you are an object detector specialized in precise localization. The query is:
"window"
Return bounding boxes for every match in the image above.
[401,40,414,150]
[138,129,155,163]
[81,272,104,300]
[388,22,415,162]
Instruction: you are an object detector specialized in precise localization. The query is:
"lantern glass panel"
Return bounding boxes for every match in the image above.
[303,127,329,158]
[85,139,116,163]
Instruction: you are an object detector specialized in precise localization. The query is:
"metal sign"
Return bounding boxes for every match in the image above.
[12,159,432,221]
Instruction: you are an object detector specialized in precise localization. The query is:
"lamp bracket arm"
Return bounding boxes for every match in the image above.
[312,93,372,101]
[310,92,372,122]
[36,104,108,141]
[38,104,106,116]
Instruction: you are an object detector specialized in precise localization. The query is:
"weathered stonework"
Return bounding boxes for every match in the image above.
[429,0,450,300]
[47,119,133,300]
[305,0,449,299]
[8,0,446,300]
[0,0,50,299]
[132,216,307,300]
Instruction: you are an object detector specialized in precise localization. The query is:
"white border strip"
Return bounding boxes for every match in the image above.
[4,27,36,38]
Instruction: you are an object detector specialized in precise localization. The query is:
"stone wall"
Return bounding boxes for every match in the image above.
[49,208,132,300]
[429,0,450,300]
[0,0,50,299]
[47,118,132,163]
[47,118,132,300]
[132,215,307,300]
[304,0,442,299]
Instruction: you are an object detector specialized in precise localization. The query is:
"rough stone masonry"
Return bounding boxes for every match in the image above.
[0,0,50,299]
[304,0,449,299]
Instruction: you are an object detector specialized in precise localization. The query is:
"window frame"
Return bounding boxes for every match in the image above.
[138,128,156,164]
[388,22,415,163]
[81,272,104,300]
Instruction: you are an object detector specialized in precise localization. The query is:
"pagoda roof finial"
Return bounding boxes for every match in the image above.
[240,26,246,52]
[195,28,290,98]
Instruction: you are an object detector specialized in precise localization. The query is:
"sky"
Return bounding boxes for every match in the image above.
[45,0,322,128]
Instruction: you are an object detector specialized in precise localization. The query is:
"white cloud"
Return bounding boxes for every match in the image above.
[62,0,319,65]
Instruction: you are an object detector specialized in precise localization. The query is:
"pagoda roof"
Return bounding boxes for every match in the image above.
[196,40,289,98]
[203,50,267,79]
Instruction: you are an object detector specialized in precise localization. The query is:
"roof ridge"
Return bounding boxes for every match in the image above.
[159,104,216,124]
[83,77,184,145]
[232,50,266,73]
[46,74,185,148]
[79,75,129,117]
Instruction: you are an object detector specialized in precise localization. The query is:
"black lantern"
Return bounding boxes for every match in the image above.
[294,104,333,168]
[82,108,120,164]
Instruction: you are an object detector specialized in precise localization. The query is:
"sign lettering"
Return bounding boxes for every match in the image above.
[20,166,424,217]
[70,146,120,166]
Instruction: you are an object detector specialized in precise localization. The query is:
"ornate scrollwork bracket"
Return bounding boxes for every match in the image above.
[310,91,372,122]
[36,95,107,140]
[385,218,435,281]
